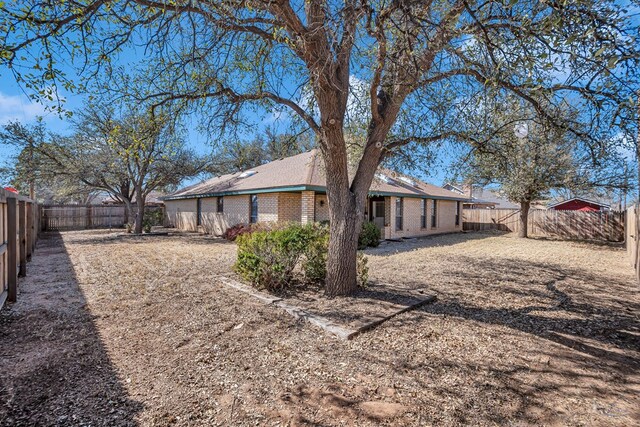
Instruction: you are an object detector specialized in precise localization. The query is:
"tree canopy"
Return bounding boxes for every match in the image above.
[1,0,638,294]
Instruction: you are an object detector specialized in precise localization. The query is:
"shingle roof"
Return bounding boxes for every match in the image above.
[165,150,466,201]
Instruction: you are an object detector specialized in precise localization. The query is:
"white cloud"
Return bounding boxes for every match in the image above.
[0,90,49,124]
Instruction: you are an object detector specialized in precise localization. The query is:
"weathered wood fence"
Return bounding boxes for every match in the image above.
[463,208,625,242]
[0,188,39,309]
[626,205,640,282]
[40,204,165,231]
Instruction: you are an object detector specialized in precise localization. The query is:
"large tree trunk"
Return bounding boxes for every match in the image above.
[134,190,146,234]
[325,193,363,297]
[321,125,368,296]
[122,198,134,231]
[518,200,531,238]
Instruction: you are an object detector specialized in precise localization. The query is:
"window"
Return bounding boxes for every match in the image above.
[421,199,427,228]
[455,201,461,226]
[217,196,224,213]
[250,194,258,223]
[395,197,403,231]
[196,198,202,226]
[431,199,437,228]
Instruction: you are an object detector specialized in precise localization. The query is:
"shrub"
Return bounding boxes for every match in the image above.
[357,252,369,287]
[301,224,329,283]
[234,224,318,291]
[358,221,381,249]
[223,223,253,241]
[144,209,164,226]
[234,222,370,291]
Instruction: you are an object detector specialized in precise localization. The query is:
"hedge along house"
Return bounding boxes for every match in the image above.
[163,150,466,240]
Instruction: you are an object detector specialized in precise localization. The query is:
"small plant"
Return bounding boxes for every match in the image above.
[125,223,133,234]
[143,223,152,233]
[357,252,369,287]
[358,221,381,249]
[223,223,253,241]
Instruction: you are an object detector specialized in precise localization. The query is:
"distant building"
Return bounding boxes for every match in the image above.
[443,183,521,209]
[548,197,610,212]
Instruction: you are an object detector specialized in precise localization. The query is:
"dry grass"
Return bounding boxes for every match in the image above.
[1,229,638,426]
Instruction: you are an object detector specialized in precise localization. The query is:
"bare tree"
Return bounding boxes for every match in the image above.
[1,0,638,294]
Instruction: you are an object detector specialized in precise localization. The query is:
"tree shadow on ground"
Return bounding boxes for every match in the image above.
[349,254,639,424]
[366,254,639,369]
[0,232,143,426]
[364,230,508,256]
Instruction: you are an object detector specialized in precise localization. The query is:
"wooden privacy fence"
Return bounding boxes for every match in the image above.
[41,205,165,231]
[626,204,640,282]
[463,208,625,242]
[1,188,39,309]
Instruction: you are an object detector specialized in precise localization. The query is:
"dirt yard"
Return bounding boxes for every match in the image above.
[0,230,638,426]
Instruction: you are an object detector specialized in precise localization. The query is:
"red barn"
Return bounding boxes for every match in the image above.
[548,197,609,212]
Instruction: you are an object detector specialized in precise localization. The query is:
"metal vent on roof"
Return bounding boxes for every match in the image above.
[398,176,417,186]
[239,170,257,178]
[375,173,394,184]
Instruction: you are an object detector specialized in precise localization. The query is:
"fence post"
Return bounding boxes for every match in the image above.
[26,202,33,261]
[18,200,27,277]
[7,197,18,302]
[86,205,92,229]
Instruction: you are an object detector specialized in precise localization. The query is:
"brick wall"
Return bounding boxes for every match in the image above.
[301,191,315,224]
[385,197,462,239]
[200,197,227,235]
[257,193,278,223]
[275,192,299,222]
[165,199,197,231]
[225,195,250,226]
[315,194,329,222]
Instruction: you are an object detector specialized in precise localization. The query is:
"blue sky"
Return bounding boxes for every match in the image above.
[0,73,458,188]
[3,1,638,190]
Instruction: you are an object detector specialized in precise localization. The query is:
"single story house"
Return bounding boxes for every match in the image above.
[443,183,520,209]
[548,197,610,212]
[163,150,466,240]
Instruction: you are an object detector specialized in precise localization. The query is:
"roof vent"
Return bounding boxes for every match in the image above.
[375,173,394,184]
[398,176,417,186]
[239,170,257,178]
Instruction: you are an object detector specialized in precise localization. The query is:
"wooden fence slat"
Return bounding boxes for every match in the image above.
[7,197,17,302]
[18,201,26,277]
[463,208,625,242]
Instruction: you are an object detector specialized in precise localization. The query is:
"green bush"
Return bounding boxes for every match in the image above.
[301,224,329,283]
[234,223,321,291]
[234,222,371,291]
[358,221,381,249]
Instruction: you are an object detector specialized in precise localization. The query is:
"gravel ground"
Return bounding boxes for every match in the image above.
[0,229,638,426]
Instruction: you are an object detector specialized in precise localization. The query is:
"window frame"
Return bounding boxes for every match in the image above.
[196,198,202,226]
[455,201,461,226]
[395,197,403,231]
[217,196,224,213]
[421,199,427,229]
[431,199,437,228]
[250,194,258,223]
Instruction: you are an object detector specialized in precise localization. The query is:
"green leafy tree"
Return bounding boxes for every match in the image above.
[461,97,631,237]
[1,0,638,294]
